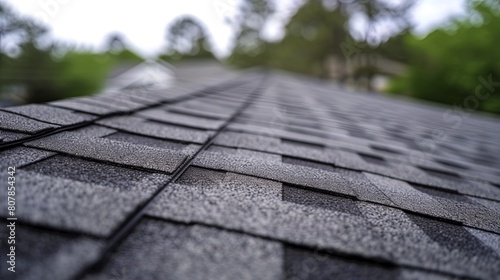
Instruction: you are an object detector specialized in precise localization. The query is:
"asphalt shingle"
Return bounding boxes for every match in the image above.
[11,170,151,236]
[0,224,103,280]
[1,70,499,279]
[0,129,30,143]
[106,131,188,149]
[137,108,226,130]
[0,111,60,134]
[2,104,96,126]
[97,116,214,144]
[407,213,500,278]
[283,184,361,215]
[22,155,170,193]
[340,169,395,206]
[471,196,500,214]
[148,172,382,259]
[358,202,500,279]
[84,95,146,111]
[413,185,500,233]
[466,227,500,256]
[49,99,119,115]
[0,146,56,171]
[193,150,356,197]
[284,246,398,280]
[71,125,117,138]
[25,131,187,173]
[85,218,283,280]
[363,173,455,221]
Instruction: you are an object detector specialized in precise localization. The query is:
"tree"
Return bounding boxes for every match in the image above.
[104,33,143,62]
[387,0,500,114]
[160,16,215,61]
[335,0,414,44]
[106,33,126,53]
[0,2,62,103]
[268,0,350,78]
[332,0,414,88]
[227,0,274,68]
[227,0,414,84]
[0,2,142,104]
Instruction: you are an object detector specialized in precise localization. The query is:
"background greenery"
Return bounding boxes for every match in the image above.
[1,0,499,114]
[386,1,500,113]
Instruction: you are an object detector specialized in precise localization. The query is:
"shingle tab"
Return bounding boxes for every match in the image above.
[407,213,500,278]
[97,116,214,144]
[12,171,151,236]
[167,106,230,120]
[335,149,500,201]
[470,196,500,214]
[86,95,146,111]
[176,166,226,186]
[49,99,119,115]
[193,151,356,197]
[71,125,117,138]
[282,156,336,172]
[364,173,454,221]
[0,129,30,143]
[22,155,169,193]
[2,104,96,125]
[105,131,188,150]
[466,228,500,256]
[284,246,398,280]
[340,169,395,206]
[148,174,382,259]
[413,186,500,233]
[0,224,103,280]
[283,185,361,215]
[137,108,226,130]
[25,131,187,173]
[0,111,60,134]
[0,146,56,170]
[358,202,500,279]
[84,218,283,280]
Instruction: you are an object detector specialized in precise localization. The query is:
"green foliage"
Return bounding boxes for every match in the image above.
[111,49,144,62]
[388,0,500,114]
[0,1,148,104]
[55,52,115,100]
[0,47,144,103]
[375,30,413,63]
[0,2,144,104]
[267,0,350,78]
[227,0,414,80]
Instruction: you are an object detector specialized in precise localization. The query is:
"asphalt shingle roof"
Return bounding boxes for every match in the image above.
[0,70,500,279]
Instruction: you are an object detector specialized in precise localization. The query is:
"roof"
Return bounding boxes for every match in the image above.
[1,69,500,280]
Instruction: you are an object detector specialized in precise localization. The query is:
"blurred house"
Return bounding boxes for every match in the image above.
[104,60,176,92]
[326,54,408,92]
[104,59,234,93]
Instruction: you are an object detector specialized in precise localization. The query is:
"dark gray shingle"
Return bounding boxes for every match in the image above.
[0,111,59,134]
[85,218,283,280]
[25,131,187,173]
[97,116,214,144]
[2,104,96,125]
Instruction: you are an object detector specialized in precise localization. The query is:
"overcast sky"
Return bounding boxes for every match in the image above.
[2,0,467,58]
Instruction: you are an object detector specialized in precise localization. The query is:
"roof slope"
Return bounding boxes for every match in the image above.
[1,71,500,280]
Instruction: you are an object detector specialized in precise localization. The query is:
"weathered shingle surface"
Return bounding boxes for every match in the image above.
[1,71,500,280]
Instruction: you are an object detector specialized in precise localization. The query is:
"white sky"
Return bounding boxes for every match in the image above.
[1,0,467,58]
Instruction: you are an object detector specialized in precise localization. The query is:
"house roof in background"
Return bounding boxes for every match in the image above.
[1,68,500,280]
